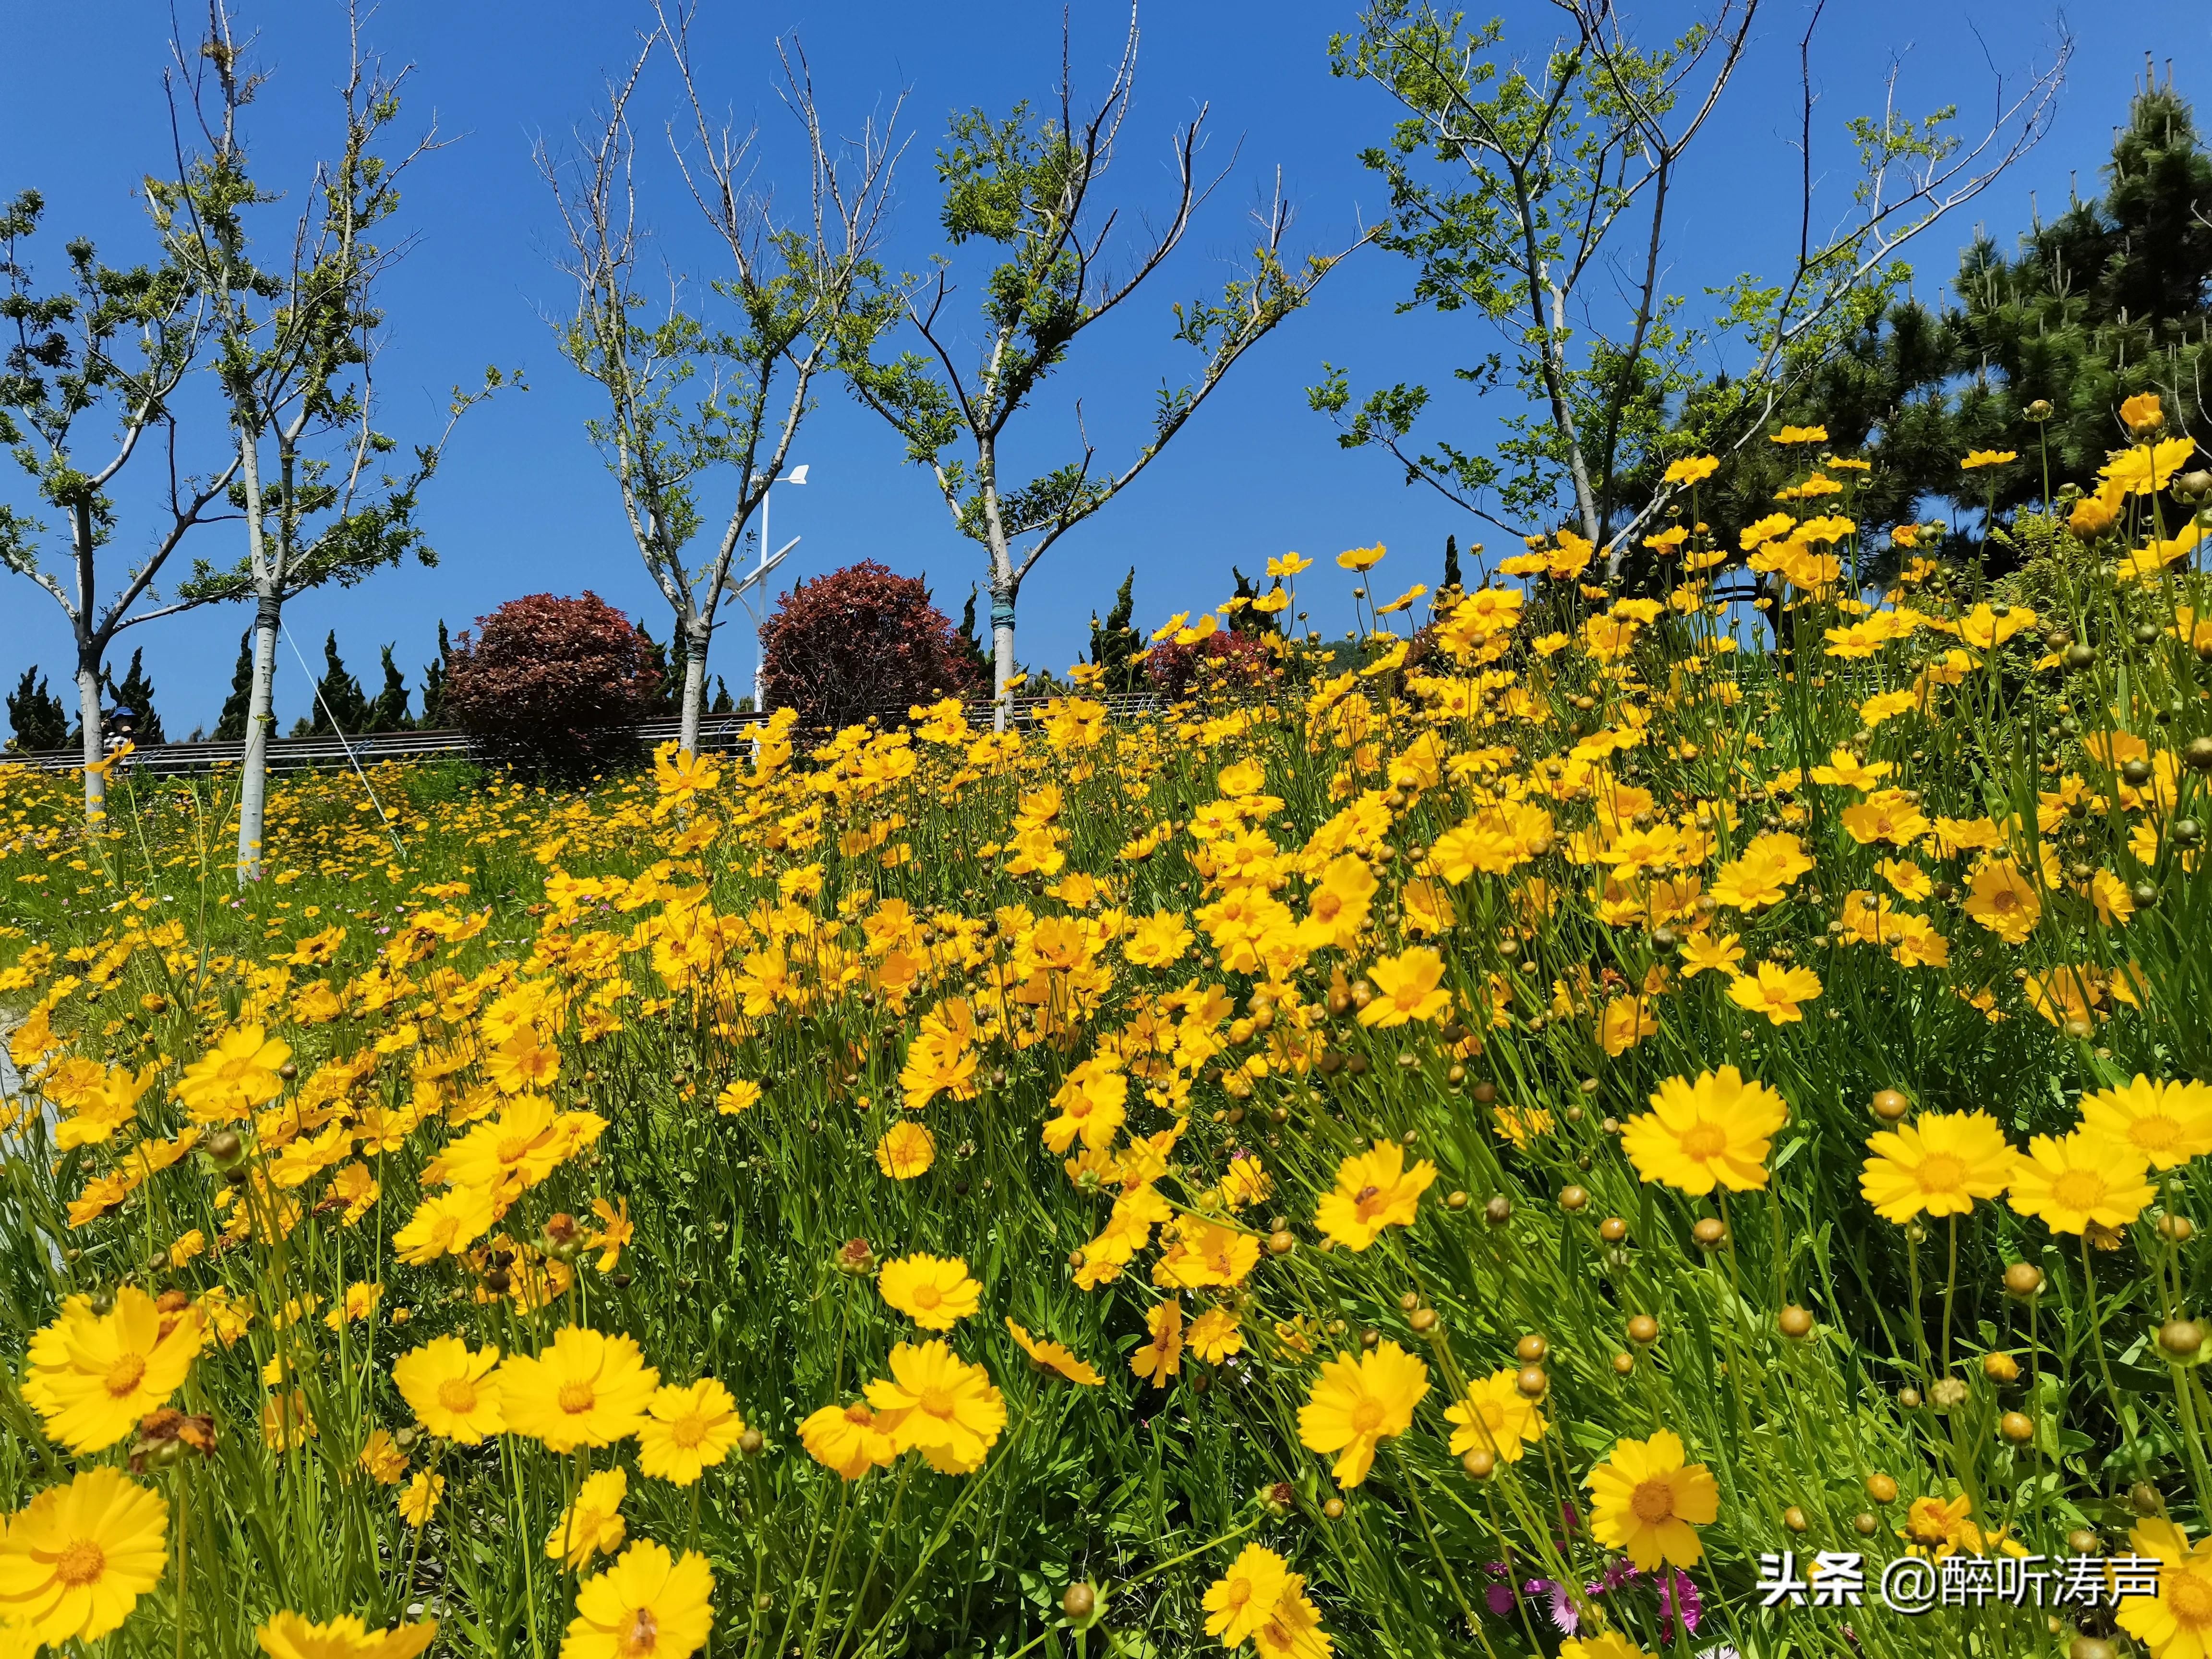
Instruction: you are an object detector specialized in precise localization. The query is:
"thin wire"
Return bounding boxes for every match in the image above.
[279,620,407,862]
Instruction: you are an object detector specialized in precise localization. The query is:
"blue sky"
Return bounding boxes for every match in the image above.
[2,0,2203,733]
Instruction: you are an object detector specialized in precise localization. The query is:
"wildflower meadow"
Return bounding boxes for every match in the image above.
[6,397,2212,1659]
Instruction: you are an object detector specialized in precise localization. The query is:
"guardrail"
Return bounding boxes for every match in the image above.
[0,691,1177,778]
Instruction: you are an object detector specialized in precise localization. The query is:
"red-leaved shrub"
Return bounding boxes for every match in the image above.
[1142,628,1275,700]
[760,562,986,732]
[443,591,661,776]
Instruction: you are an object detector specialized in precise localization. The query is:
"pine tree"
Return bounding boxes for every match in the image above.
[102,648,165,744]
[6,667,69,752]
[1086,569,1143,693]
[1443,534,1462,591]
[366,645,412,732]
[309,632,372,735]
[419,623,450,727]
[215,633,254,741]
[956,588,993,687]
[709,676,735,714]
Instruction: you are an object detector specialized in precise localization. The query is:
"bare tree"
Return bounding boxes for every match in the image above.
[840,7,1368,726]
[542,4,902,754]
[0,191,238,819]
[1314,0,2069,570]
[155,0,506,882]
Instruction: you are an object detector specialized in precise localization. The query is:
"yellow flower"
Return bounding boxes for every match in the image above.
[392,1336,506,1444]
[357,1428,409,1486]
[176,1023,290,1122]
[875,1121,936,1180]
[2121,391,2165,434]
[560,1540,714,1659]
[1251,1574,1330,1659]
[1313,1142,1437,1250]
[877,1253,983,1330]
[1663,454,1719,486]
[1186,1306,1245,1364]
[2119,1518,2212,1659]
[1960,449,2017,469]
[1561,1636,1650,1659]
[0,1466,168,1645]
[2080,1077,2212,1171]
[1676,932,1743,978]
[638,1379,745,1486]
[1132,1299,1185,1389]
[256,1610,439,1659]
[1297,1340,1428,1488]
[799,1402,899,1479]
[1726,960,1822,1024]
[1203,1544,1290,1647]
[866,1340,1007,1472]
[1041,1063,1129,1154]
[1335,543,1385,572]
[22,1286,203,1452]
[1443,1368,1546,1463]
[1770,424,1827,444]
[1585,1430,1719,1570]
[498,1327,659,1452]
[2008,1130,2155,1234]
[546,1467,627,1569]
[1621,1067,1788,1195]
[397,1472,443,1529]
[392,1185,500,1267]
[1859,1112,2016,1223]
[1357,947,1452,1027]
[1963,860,2041,945]
[714,1079,762,1116]
[442,1093,606,1197]
[1005,1318,1103,1385]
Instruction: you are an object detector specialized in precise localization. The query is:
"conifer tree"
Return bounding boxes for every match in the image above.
[366,644,411,732]
[100,648,165,743]
[1442,534,1462,591]
[1086,569,1143,695]
[419,622,449,727]
[309,632,371,735]
[215,633,253,740]
[6,667,69,753]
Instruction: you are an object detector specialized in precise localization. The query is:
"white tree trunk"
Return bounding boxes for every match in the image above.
[236,596,281,884]
[75,660,105,821]
[678,621,708,754]
[991,588,1017,735]
[234,421,280,886]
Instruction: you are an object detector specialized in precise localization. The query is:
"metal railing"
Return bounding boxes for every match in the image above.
[0,691,1177,778]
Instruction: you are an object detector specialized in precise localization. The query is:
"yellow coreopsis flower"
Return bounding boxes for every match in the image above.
[546,1467,628,1569]
[498,1327,659,1452]
[800,1401,899,1479]
[1203,1544,1291,1647]
[1335,543,1386,572]
[2008,1130,2155,1235]
[1357,947,1452,1027]
[23,1287,203,1453]
[1132,1298,1185,1389]
[560,1540,714,1659]
[1585,1430,1719,1570]
[176,1023,290,1122]
[1297,1340,1428,1488]
[2119,1518,2212,1659]
[1726,960,1822,1024]
[866,1341,1007,1473]
[392,1336,506,1444]
[877,1253,983,1330]
[255,1610,439,1659]
[638,1378,745,1486]
[1443,1368,1546,1463]
[1963,860,2041,945]
[2079,1077,2212,1171]
[1621,1067,1788,1195]
[1005,1318,1104,1385]
[875,1121,936,1180]
[1858,1112,2016,1223]
[0,1466,168,1646]
[1314,1142,1437,1250]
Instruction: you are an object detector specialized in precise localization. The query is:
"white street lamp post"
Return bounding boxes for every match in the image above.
[725,464,808,719]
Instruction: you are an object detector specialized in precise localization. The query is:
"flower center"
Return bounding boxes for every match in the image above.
[2170,1569,2212,1625]
[1349,1399,1387,1435]
[2051,1170,2106,1212]
[919,1386,957,1418]
[104,1352,149,1396]
[558,1380,597,1415]
[1629,1479,1677,1524]
[843,1404,875,1427]
[671,1415,708,1449]
[2133,1116,2183,1152]
[496,1134,533,1166]
[1915,1154,1967,1193]
[913,1283,942,1306]
[438,1378,479,1414]
[55,1538,105,1588]
[1224,1580,1254,1610]
[616,1607,660,1657]
[1680,1123,1728,1160]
